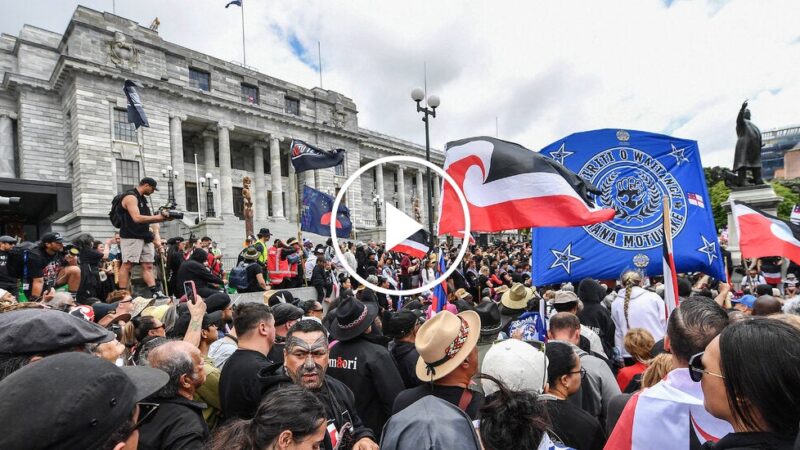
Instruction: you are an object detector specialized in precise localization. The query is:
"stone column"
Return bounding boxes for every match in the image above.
[288,163,298,223]
[415,169,425,222]
[217,122,235,216]
[269,135,285,218]
[202,131,219,214]
[375,163,384,224]
[432,173,441,227]
[396,166,406,212]
[252,141,268,222]
[0,113,17,178]
[168,113,187,208]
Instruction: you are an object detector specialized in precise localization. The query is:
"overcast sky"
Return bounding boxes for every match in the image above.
[2,0,799,167]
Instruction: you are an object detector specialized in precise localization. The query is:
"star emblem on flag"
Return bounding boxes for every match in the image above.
[669,144,689,166]
[549,143,574,165]
[697,235,718,264]
[550,243,582,274]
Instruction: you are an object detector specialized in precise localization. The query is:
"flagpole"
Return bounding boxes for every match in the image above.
[297,174,308,287]
[194,153,202,222]
[318,41,323,88]
[240,1,247,66]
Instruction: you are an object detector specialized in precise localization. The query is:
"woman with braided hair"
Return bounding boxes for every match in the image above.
[610,269,666,366]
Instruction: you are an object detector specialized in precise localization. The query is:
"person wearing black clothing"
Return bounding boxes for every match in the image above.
[311,256,331,301]
[327,297,404,436]
[393,310,484,420]
[279,319,378,450]
[577,278,616,362]
[384,310,423,388]
[138,341,210,450]
[118,177,173,295]
[22,232,81,300]
[234,247,267,293]
[0,236,18,295]
[176,248,225,298]
[266,303,303,366]
[541,342,606,450]
[166,237,186,296]
[219,303,276,421]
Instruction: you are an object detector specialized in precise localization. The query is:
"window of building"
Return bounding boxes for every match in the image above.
[284,97,300,115]
[335,154,345,176]
[232,187,244,219]
[114,109,137,143]
[230,143,254,172]
[267,190,273,217]
[116,159,140,193]
[185,182,199,212]
[241,83,259,104]
[189,68,210,91]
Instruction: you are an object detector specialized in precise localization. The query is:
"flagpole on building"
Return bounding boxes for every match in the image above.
[240,1,247,66]
[194,153,202,222]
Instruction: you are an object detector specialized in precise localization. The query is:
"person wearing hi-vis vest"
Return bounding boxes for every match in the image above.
[267,238,301,289]
[253,228,271,283]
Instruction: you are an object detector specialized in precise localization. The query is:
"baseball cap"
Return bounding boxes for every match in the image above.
[733,294,756,309]
[0,235,16,244]
[0,352,168,449]
[273,303,304,326]
[0,308,114,354]
[40,232,63,244]
[140,177,158,190]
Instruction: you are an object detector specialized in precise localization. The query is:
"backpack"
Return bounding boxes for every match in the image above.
[109,192,127,228]
[229,262,253,291]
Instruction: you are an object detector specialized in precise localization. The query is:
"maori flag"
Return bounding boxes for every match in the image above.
[123,80,149,129]
[290,139,346,173]
[438,136,615,235]
[733,201,800,265]
[391,229,431,259]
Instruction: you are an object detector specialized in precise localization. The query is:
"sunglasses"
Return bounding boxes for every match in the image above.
[688,352,725,382]
[133,402,160,430]
[569,367,587,378]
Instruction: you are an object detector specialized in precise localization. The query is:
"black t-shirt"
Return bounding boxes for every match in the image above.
[119,190,154,241]
[219,349,274,420]
[0,250,17,292]
[238,262,264,293]
[392,384,484,420]
[79,248,104,268]
[542,397,606,450]
[29,247,64,292]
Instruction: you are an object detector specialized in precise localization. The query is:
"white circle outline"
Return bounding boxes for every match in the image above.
[330,155,471,297]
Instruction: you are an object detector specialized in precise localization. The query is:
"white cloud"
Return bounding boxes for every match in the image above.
[3,0,800,168]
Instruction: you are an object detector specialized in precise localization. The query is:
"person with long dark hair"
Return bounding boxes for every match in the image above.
[695,317,800,449]
[210,385,327,450]
[478,374,551,450]
[541,342,606,450]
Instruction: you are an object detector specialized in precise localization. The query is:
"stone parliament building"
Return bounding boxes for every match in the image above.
[0,6,444,252]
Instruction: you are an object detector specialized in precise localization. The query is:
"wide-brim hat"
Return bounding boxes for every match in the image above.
[243,246,260,261]
[501,283,535,310]
[130,297,153,319]
[330,297,379,342]
[257,228,271,237]
[415,310,480,382]
[474,300,502,336]
[494,285,509,295]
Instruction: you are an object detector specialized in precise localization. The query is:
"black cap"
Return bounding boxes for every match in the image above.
[257,228,271,237]
[0,309,114,354]
[0,235,16,244]
[383,310,422,338]
[40,232,63,244]
[0,352,168,450]
[273,303,304,327]
[140,177,158,191]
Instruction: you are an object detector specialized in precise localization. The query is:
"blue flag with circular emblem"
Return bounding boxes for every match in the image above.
[532,129,724,285]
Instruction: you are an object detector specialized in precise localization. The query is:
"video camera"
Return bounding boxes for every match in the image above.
[0,196,20,206]
[159,201,184,220]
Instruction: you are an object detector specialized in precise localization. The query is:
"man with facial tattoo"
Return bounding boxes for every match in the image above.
[263,319,377,450]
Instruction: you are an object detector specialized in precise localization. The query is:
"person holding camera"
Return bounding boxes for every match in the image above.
[117,177,173,297]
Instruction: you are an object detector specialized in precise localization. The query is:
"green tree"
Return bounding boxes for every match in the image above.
[708,181,730,229]
[772,181,800,221]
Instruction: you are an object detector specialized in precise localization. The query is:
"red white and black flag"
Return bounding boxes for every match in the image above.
[662,198,680,319]
[438,136,616,235]
[391,229,431,259]
[733,201,800,265]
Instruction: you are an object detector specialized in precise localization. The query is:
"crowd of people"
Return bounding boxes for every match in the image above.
[0,177,799,449]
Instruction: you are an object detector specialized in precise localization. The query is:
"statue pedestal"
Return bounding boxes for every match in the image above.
[722,184,782,268]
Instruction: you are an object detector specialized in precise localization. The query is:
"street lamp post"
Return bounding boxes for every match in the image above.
[372,189,382,226]
[160,165,179,209]
[411,87,440,247]
[199,172,219,218]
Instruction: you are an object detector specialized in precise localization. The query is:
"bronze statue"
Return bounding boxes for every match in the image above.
[732,100,763,186]
[242,176,254,238]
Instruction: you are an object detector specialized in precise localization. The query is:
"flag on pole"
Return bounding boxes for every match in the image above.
[290,139,346,173]
[533,129,725,285]
[662,198,679,320]
[301,186,352,238]
[391,229,431,259]
[732,201,800,265]
[123,80,148,129]
[431,251,448,312]
[225,0,242,7]
[438,136,615,235]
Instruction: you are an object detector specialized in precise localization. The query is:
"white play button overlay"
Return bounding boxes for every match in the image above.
[385,203,424,251]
